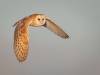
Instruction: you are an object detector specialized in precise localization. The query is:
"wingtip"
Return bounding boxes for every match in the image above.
[64,35,69,39]
[12,23,17,27]
[67,36,70,39]
[17,58,26,62]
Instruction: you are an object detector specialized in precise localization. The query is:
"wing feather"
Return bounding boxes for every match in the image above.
[13,18,30,62]
[44,18,69,39]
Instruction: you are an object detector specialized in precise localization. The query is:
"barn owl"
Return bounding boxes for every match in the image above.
[13,14,69,62]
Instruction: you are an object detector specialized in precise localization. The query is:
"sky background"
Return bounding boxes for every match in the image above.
[0,0,100,75]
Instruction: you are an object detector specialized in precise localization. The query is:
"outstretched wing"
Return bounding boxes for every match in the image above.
[13,18,30,62]
[44,18,69,39]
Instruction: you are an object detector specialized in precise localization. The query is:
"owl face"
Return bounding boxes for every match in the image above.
[34,15,46,26]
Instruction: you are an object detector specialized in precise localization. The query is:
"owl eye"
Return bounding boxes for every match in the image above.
[38,18,40,21]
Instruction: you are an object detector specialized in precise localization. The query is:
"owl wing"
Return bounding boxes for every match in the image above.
[44,18,69,39]
[13,18,30,62]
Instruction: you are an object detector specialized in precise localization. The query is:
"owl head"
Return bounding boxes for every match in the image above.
[30,14,46,26]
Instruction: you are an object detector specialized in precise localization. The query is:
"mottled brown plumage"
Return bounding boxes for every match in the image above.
[13,14,69,62]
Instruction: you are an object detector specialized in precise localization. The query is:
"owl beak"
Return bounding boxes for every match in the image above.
[40,21,43,25]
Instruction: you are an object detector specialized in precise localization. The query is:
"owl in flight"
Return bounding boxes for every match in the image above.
[13,14,69,62]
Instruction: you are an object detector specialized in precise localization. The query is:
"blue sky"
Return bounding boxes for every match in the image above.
[0,0,100,75]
